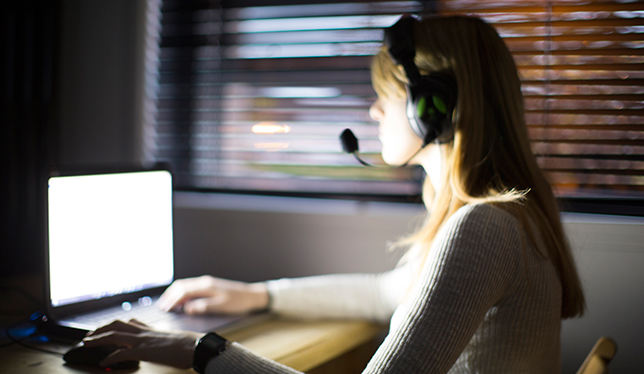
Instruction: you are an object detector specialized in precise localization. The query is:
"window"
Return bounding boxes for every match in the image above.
[156,0,424,201]
[440,0,644,199]
[153,0,644,202]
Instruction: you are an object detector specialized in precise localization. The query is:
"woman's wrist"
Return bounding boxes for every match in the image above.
[180,331,205,369]
[248,282,270,311]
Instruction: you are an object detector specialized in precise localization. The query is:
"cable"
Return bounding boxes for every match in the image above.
[0,313,33,347]
[1,312,65,356]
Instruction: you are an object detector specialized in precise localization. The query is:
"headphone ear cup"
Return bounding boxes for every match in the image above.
[412,94,439,144]
[409,73,457,145]
[405,85,430,142]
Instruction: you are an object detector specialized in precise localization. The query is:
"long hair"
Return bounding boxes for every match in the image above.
[371,16,585,319]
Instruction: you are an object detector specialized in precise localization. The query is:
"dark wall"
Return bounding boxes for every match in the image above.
[1,0,60,276]
[58,0,144,167]
[1,0,146,277]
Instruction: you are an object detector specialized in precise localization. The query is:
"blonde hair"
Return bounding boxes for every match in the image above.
[372,16,585,319]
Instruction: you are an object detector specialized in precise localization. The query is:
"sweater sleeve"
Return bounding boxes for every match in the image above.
[205,343,302,374]
[264,260,413,323]
[206,204,522,374]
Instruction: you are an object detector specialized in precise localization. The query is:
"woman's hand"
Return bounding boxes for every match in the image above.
[157,275,269,315]
[83,319,203,369]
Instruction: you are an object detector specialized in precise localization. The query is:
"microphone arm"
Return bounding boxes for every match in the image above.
[339,129,375,166]
[353,153,375,167]
[339,128,422,168]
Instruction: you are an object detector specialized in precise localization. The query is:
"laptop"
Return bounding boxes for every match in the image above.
[42,168,264,340]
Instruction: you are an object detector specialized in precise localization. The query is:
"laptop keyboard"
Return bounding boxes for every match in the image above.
[74,302,179,327]
[62,297,255,334]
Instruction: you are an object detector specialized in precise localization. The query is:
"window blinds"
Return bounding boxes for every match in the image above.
[155,0,644,199]
[156,0,424,199]
[440,0,644,198]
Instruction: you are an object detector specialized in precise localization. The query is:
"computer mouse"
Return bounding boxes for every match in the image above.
[63,341,139,370]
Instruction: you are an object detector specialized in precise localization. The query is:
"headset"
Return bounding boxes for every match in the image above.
[340,15,458,166]
[384,16,457,147]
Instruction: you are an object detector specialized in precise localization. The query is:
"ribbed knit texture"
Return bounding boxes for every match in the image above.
[265,261,414,323]
[206,203,563,374]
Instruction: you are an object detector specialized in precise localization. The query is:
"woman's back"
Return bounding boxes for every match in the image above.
[379,203,563,373]
[449,205,562,372]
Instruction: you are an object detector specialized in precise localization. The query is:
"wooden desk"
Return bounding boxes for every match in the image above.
[0,275,385,373]
[222,318,384,373]
[0,316,384,374]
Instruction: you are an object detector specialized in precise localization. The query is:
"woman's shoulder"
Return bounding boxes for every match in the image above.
[420,203,527,303]
[447,202,522,233]
[432,202,525,262]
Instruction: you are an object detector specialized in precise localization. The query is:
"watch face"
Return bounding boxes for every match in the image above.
[202,333,228,350]
[193,332,229,374]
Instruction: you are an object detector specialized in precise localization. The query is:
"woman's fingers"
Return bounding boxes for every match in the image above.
[183,293,229,315]
[83,330,139,348]
[158,288,219,312]
[157,277,218,312]
[157,276,269,315]
[85,319,145,338]
[84,319,150,349]
[128,318,149,327]
[82,319,203,369]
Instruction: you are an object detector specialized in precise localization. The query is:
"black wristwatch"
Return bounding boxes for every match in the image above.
[192,332,230,374]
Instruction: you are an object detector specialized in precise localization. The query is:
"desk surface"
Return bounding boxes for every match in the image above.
[0,316,383,374]
[0,275,384,373]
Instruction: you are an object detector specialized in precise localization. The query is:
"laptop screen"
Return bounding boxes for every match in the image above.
[47,170,174,307]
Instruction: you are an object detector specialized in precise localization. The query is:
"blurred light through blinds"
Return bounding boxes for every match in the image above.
[154,0,644,199]
[156,0,424,197]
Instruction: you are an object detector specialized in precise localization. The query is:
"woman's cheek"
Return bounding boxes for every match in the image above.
[380,132,408,165]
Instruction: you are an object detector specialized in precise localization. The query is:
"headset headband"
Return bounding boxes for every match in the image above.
[384,16,422,86]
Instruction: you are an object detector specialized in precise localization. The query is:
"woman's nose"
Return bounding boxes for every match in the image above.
[369,99,384,122]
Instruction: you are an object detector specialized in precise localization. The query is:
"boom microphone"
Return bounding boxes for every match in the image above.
[340,129,373,166]
[339,128,423,168]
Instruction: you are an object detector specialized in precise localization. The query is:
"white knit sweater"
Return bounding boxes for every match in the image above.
[206,203,563,374]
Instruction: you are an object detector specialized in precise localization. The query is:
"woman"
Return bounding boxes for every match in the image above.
[83,15,585,373]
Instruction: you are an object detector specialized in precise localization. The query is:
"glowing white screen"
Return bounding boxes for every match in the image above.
[47,170,174,307]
